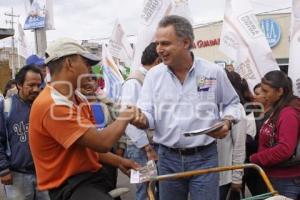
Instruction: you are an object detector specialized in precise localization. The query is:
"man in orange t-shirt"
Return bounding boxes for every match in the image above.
[29,38,141,200]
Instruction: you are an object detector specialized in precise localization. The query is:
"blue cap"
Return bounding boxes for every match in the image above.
[26,54,45,66]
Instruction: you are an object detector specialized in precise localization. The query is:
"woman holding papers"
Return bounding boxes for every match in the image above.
[250,71,300,199]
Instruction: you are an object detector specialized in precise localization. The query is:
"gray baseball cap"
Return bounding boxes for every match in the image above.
[45,38,100,65]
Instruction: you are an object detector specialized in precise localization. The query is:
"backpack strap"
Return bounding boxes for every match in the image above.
[3,97,12,118]
[1,97,12,156]
[126,70,145,86]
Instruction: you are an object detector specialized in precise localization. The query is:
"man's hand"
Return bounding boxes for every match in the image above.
[118,105,140,123]
[1,173,13,185]
[144,145,158,161]
[118,158,140,177]
[118,105,148,129]
[130,110,148,129]
[207,119,231,139]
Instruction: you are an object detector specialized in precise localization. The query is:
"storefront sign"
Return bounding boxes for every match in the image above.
[260,18,281,48]
[194,38,220,49]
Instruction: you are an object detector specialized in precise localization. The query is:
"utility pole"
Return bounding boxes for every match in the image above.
[5,8,19,78]
[29,0,47,56]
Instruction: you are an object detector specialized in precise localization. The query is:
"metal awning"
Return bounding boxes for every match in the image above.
[0,28,14,40]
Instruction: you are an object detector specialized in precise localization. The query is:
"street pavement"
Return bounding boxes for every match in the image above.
[0,174,254,200]
[117,170,136,200]
[0,172,136,200]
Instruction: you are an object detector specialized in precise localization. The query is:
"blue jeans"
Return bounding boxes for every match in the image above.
[4,171,49,200]
[271,177,300,199]
[158,143,219,200]
[125,144,148,200]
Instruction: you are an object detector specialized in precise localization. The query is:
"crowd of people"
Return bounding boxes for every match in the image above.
[0,15,299,200]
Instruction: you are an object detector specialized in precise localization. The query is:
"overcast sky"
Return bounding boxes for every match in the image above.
[0,0,292,51]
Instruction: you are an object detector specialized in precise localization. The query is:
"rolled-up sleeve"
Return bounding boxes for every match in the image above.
[137,73,155,130]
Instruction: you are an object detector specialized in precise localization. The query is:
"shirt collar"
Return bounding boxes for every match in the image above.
[189,52,196,73]
[47,85,87,106]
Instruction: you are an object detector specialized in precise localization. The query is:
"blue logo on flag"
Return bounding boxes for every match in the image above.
[260,18,281,48]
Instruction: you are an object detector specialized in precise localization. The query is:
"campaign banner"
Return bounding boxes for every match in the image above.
[132,0,192,69]
[288,0,300,97]
[102,44,124,101]
[24,0,46,30]
[219,0,279,89]
[108,19,133,62]
[170,0,192,23]
[17,23,29,60]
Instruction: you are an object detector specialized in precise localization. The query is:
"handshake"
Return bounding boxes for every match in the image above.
[117,105,148,129]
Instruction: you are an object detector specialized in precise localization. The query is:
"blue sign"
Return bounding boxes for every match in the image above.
[260,18,281,48]
[24,16,45,30]
[23,0,46,30]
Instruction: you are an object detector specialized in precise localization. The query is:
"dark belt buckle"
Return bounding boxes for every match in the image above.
[178,148,196,155]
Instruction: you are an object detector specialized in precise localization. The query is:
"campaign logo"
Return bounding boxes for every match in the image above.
[260,18,281,48]
[196,75,216,92]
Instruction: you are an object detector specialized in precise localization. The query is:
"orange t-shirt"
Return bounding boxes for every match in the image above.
[29,85,101,190]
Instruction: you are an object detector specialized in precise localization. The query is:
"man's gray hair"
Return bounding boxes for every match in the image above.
[158,15,194,49]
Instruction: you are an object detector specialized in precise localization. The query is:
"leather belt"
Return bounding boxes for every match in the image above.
[161,142,215,155]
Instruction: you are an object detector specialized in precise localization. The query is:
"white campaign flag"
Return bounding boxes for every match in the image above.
[288,0,300,97]
[108,19,133,63]
[132,0,191,69]
[102,44,124,101]
[171,0,192,23]
[17,23,29,60]
[219,0,279,89]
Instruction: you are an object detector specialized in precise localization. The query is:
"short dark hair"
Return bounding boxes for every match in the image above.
[158,15,194,49]
[46,57,65,76]
[15,64,42,86]
[226,70,244,104]
[46,54,78,76]
[141,42,159,66]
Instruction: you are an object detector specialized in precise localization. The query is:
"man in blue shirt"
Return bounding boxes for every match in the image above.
[0,65,49,200]
[136,15,241,200]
